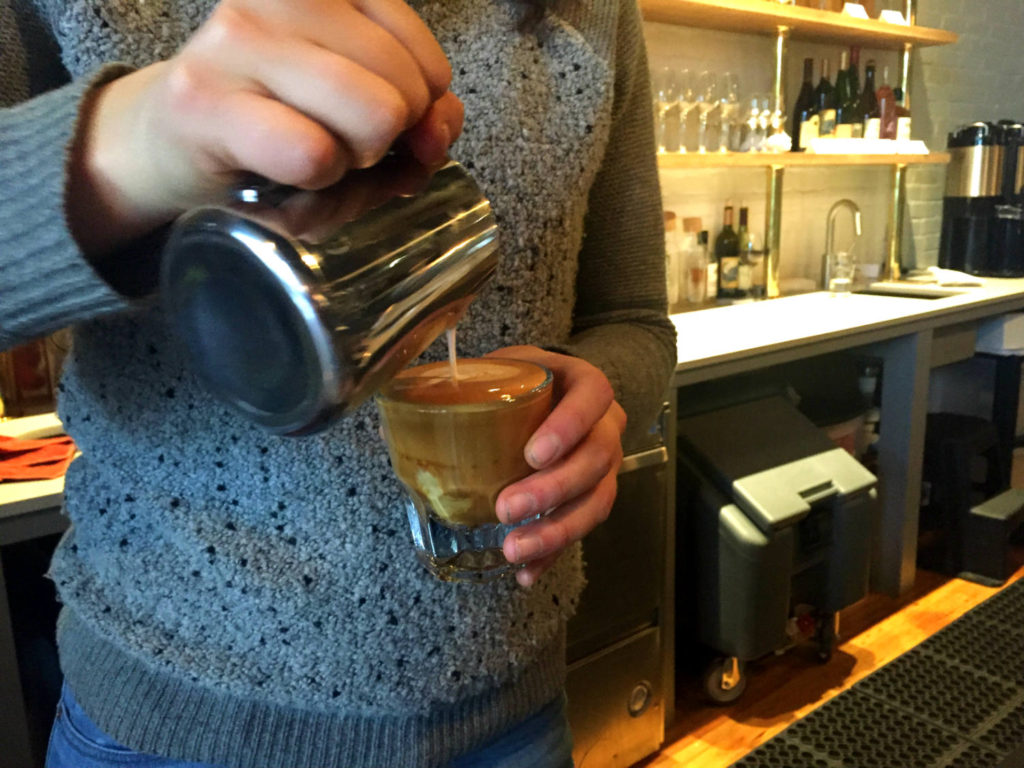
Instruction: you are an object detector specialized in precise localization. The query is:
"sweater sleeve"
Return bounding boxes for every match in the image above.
[559,0,677,445]
[0,64,139,352]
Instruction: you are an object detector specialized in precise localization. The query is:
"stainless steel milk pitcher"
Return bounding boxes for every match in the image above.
[160,159,499,435]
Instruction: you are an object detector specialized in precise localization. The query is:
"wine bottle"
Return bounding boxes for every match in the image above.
[846,47,862,138]
[894,87,912,141]
[736,207,755,295]
[791,58,817,152]
[701,231,716,301]
[877,65,897,140]
[834,50,854,138]
[715,205,741,298]
[858,60,880,140]
[814,58,837,138]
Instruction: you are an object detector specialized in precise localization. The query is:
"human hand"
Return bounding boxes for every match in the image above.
[490,346,627,588]
[70,0,463,253]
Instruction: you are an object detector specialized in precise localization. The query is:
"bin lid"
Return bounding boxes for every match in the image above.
[677,396,876,534]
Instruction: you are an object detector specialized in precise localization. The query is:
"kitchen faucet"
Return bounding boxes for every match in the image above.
[822,199,863,291]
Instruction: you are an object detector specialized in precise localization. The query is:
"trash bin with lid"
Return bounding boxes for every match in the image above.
[676,395,878,704]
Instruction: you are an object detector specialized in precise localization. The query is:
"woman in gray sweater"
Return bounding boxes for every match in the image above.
[0,0,676,765]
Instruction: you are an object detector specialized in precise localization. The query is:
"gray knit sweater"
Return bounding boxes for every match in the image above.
[0,0,676,766]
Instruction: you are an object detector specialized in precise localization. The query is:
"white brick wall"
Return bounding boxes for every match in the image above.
[645,0,1024,282]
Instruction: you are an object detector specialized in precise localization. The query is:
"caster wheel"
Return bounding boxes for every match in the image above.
[816,610,839,663]
[703,656,747,705]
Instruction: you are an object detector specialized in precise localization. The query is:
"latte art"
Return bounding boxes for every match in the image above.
[386,358,549,406]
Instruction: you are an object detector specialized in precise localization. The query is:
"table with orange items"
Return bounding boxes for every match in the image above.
[0,414,70,768]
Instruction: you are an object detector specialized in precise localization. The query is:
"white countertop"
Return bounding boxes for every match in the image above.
[671,278,1024,385]
[0,413,67,518]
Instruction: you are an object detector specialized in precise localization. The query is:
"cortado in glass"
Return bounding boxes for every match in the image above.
[376,358,553,582]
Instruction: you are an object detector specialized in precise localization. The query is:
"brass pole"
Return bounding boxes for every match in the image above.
[762,24,790,300]
[772,26,790,135]
[765,164,785,298]
[886,163,908,282]
[900,0,916,110]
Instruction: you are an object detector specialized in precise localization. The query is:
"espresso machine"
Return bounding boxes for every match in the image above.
[939,121,1024,277]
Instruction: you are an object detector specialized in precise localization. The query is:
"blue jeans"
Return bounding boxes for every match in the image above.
[46,682,574,768]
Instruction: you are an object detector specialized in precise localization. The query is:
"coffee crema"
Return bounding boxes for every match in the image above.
[384,358,549,406]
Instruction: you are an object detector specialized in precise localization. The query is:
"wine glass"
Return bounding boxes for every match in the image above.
[740,93,766,152]
[676,69,697,154]
[696,71,720,154]
[719,72,741,153]
[757,93,774,148]
[653,67,681,153]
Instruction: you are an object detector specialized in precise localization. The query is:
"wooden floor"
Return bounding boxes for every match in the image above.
[637,453,1024,768]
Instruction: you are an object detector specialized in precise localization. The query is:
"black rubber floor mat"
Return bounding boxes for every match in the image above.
[732,578,1024,768]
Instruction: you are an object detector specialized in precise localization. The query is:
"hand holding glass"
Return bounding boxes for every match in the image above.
[376,358,553,582]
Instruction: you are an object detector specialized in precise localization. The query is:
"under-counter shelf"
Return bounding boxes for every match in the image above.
[640,0,958,50]
[657,151,951,169]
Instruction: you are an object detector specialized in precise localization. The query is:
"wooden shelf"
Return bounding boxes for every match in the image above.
[657,151,951,169]
[640,0,958,50]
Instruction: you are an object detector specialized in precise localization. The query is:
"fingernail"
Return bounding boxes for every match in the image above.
[516,569,535,589]
[502,493,535,523]
[528,434,561,467]
[433,123,451,164]
[514,535,542,562]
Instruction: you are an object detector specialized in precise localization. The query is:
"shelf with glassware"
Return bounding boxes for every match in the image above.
[645,0,956,298]
[656,151,950,169]
[640,0,957,51]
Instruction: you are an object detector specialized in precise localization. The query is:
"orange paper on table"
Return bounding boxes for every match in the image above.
[0,433,76,481]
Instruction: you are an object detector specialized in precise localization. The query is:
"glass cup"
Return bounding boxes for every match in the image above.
[829,251,855,295]
[375,358,554,582]
[695,71,720,153]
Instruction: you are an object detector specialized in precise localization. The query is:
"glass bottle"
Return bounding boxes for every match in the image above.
[894,87,912,141]
[834,50,853,138]
[791,58,817,152]
[715,205,741,299]
[814,58,837,138]
[845,47,863,138]
[663,211,682,310]
[858,60,881,140]
[736,206,756,295]
[877,65,897,140]
[683,217,707,304]
[700,231,716,302]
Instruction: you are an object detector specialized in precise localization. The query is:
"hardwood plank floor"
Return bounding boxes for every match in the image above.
[636,452,1024,768]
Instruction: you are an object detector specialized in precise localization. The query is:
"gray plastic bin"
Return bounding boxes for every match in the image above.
[676,396,878,703]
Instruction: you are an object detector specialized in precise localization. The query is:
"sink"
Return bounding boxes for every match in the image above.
[853,282,966,300]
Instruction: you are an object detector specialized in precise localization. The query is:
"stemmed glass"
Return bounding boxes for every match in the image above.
[758,93,774,148]
[676,69,697,153]
[695,71,720,154]
[719,72,741,153]
[654,67,681,153]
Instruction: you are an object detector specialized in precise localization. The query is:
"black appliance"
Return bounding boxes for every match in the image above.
[939,121,1024,277]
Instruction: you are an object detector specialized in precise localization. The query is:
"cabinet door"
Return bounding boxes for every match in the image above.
[566,627,664,768]
[567,458,668,661]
